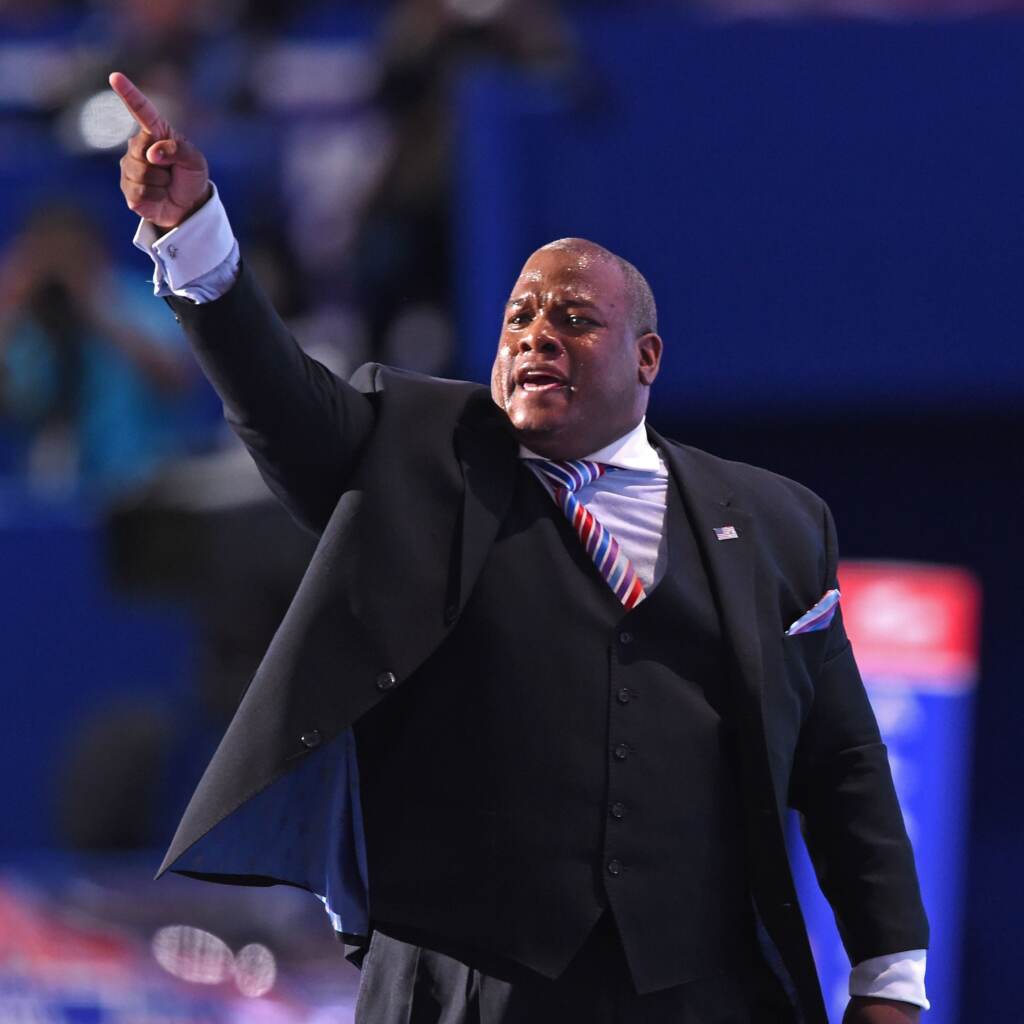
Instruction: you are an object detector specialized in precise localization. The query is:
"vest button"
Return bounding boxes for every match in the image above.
[607,858,623,877]
[613,743,630,761]
[616,687,632,705]
[619,631,633,645]
[375,671,398,692]
[300,730,321,749]
[610,802,627,820]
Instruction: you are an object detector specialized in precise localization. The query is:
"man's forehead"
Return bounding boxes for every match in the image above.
[520,244,611,275]
[508,250,622,301]
[506,281,603,306]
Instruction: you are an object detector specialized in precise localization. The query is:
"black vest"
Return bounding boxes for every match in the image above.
[353,462,753,994]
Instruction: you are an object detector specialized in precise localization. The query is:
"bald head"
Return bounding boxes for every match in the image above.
[535,238,658,338]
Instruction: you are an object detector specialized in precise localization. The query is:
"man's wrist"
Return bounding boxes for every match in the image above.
[146,182,213,239]
[180,182,214,226]
[133,182,238,300]
[849,949,928,1011]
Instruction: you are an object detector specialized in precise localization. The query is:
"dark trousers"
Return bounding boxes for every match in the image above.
[354,913,795,1024]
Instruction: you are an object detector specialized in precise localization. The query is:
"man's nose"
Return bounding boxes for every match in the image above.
[517,318,563,355]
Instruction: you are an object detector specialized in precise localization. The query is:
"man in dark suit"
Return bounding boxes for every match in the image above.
[111,73,928,1023]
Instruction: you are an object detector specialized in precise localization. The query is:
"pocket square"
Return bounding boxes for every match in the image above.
[785,588,840,636]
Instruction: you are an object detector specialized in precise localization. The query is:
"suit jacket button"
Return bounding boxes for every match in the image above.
[444,604,458,625]
[613,743,630,761]
[300,730,321,749]
[616,687,632,705]
[610,802,627,820]
[607,858,623,877]
[376,671,398,692]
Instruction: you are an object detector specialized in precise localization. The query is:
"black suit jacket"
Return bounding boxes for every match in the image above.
[161,264,928,1022]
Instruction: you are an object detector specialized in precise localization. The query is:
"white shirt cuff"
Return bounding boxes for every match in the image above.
[850,949,929,1010]
[132,182,239,303]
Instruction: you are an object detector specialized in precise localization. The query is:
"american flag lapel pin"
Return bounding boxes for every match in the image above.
[713,525,739,541]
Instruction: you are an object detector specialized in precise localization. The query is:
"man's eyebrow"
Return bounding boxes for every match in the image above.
[504,295,602,310]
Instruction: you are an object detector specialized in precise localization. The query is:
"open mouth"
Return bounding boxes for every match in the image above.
[516,369,570,393]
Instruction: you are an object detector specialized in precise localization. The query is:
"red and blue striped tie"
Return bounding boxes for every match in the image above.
[533,459,646,610]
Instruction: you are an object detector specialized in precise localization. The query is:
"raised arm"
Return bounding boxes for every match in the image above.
[110,72,374,533]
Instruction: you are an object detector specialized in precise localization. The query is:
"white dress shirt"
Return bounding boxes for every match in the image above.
[133,195,929,1012]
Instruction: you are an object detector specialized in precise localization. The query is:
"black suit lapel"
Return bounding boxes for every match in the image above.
[654,430,765,724]
[453,399,519,618]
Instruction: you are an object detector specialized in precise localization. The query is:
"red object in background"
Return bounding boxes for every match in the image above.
[838,562,982,688]
[0,881,139,979]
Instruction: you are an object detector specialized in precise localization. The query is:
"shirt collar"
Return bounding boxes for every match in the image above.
[519,417,661,473]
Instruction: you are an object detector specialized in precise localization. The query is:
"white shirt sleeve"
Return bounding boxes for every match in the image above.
[132,182,240,304]
[850,949,928,1010]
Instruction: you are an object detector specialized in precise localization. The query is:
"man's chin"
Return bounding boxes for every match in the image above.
[505,389,571,428]
[505,407,569,441]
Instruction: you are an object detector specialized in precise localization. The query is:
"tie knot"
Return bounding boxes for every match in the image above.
[532,459,609,494]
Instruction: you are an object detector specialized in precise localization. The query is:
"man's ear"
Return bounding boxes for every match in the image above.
[637,333,662,387]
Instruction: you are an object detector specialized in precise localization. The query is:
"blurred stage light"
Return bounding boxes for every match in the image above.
[151,925,234,984]
[77,91,136,151]
[233,942,277,998]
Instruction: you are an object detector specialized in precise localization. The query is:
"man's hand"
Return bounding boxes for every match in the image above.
[843,996,922,1024]
[109,72,210,230]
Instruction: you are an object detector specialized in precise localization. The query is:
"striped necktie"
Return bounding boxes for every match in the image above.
[532,459,646,610]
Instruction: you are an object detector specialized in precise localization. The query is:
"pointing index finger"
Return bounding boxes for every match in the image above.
[108,71,170,139]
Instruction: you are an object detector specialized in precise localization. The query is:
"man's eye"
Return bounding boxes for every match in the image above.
[567,315,593,328]
[507,313,531,327]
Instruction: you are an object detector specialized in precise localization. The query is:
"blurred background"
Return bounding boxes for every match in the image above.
[1,0,1021,1020]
